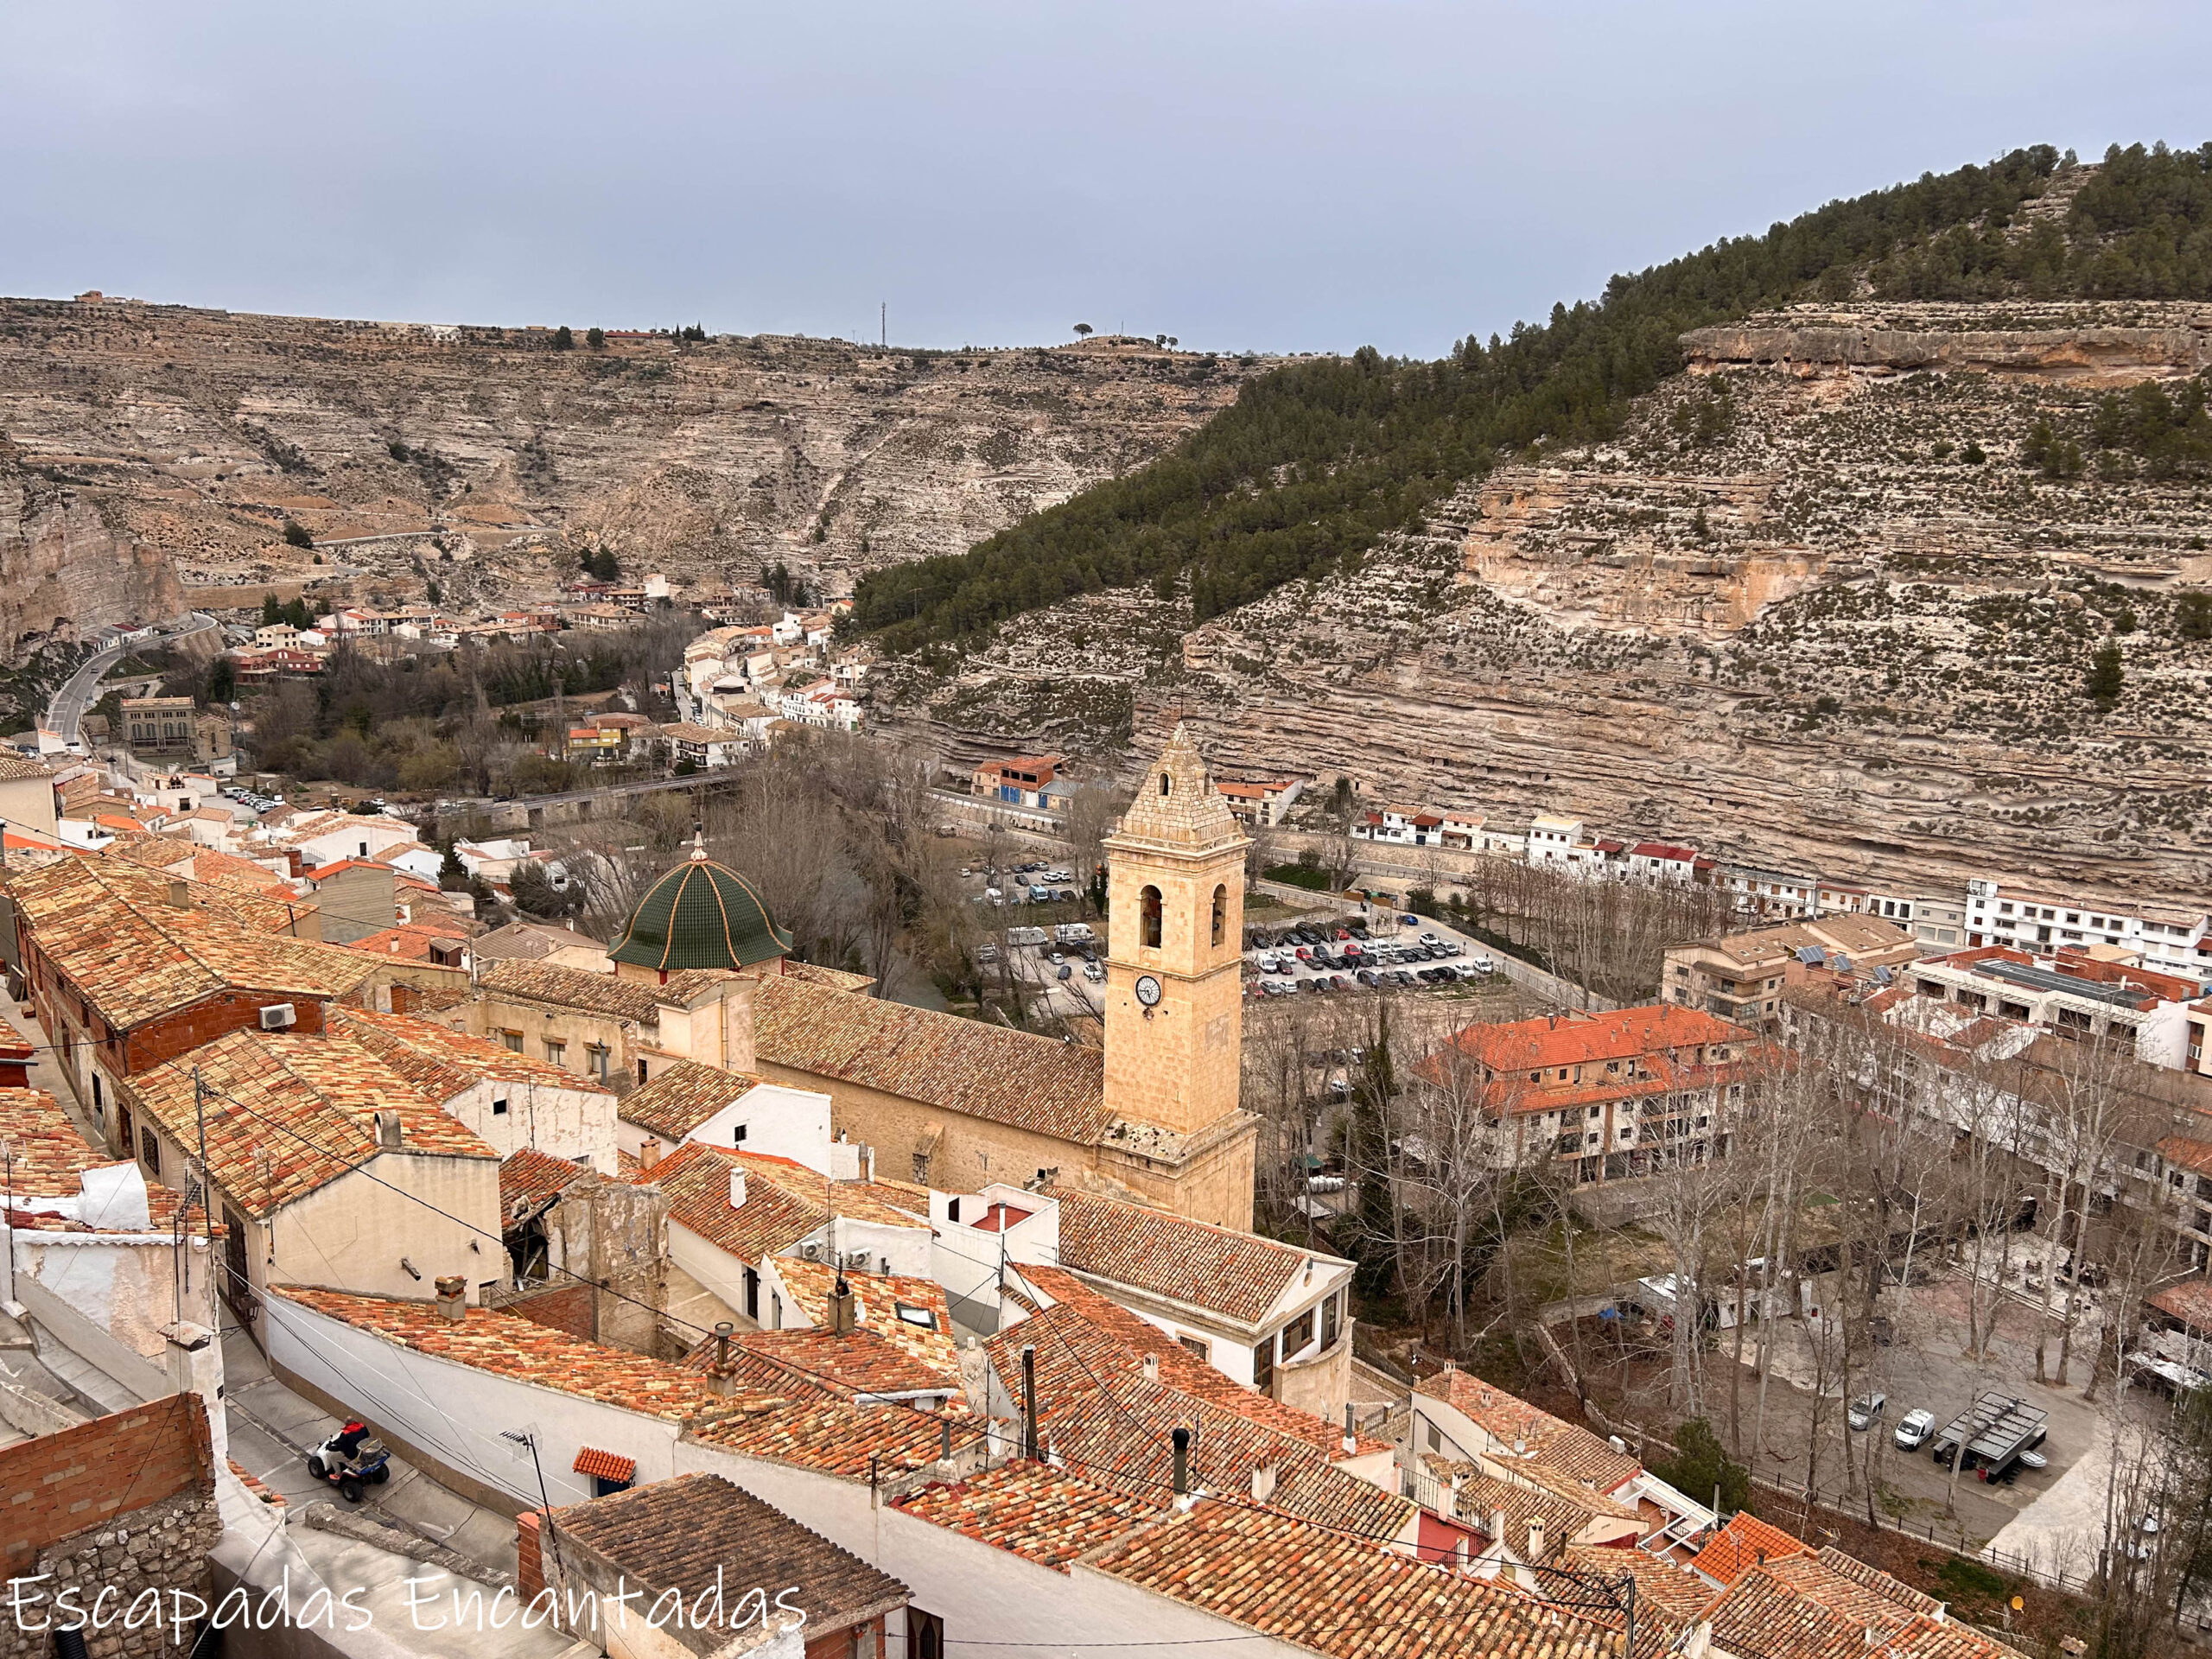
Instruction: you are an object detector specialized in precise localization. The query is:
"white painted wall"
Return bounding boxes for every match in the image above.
[448,1076,619,1173]
[10,1231,218,1362]
[673,1439,1312,1659]
[672,1218,778,1327]
[685,1084,834,1170]
[264,1293,683,1510]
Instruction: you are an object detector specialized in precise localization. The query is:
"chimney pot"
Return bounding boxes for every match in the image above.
[434,1275,467,1321]
[1527,1518,1545,1560]
[728,1166,747,1208]
[167,879,191,909]
[1250,1462,1277,1504]
[376,1109,402,1150]
[639,1140,661,1168]
[1142,1353,1160,1382]
[1171,1427,1192,1497]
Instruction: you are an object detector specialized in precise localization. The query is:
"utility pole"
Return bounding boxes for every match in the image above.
[193,1066,216,1319]
[880,302,887,348]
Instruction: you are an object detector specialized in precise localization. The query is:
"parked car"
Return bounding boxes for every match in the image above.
[1893,1408,1935,1451]
[1401,913,1420,925]
[1468,954,1496,973]
[1357,969,1379,987]
[1084,963,1105,983]
[1847,1393,1887,1432]
[1055,964,1071,981]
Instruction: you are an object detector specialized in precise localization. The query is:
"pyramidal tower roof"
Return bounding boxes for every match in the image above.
[1105,724,1247,854]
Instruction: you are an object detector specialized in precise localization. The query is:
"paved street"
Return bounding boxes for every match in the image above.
[43,612,217,742]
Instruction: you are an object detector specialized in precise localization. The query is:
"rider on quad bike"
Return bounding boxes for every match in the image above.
[305,1421,391,1503]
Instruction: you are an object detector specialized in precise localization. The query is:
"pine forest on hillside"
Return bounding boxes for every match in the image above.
[851,143,2212,652]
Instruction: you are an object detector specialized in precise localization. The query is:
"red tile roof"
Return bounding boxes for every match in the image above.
[572,1446,636,1484]
[276,1287,758,1420]
[616,1058,760,1141]
[500,1148,591,1219]
[1693,1512,1813,1585]
[0,1087,207,1235]
[1433,1004,1751,1077]
[740,1328,961,1400]
[1090,1500,1625,1659]
[124,1028,498,1218]
[646,1142,930,1266]
[1046,1186,1329,1325]
[894,1462,1157,1571]
[1413,1371,1643,1492]
[755,976,1115,1142]
[683,1397,956,1479]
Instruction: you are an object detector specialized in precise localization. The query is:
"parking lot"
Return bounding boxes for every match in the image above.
[1711,1261,2152,1552]
[1245,907,1504,1001]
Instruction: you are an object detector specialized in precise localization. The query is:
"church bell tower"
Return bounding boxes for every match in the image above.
[1101,726,1251,1136]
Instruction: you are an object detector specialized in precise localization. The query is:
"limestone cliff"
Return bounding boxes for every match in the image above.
[878,303,2212,906]
[0,298,1262,627]
[0,442,184,656]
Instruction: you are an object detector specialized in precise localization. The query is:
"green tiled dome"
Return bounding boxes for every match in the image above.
[609,838,792,972]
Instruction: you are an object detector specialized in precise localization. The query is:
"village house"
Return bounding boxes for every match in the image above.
[664,721,749,769]
[0,749,58,843]
[1212,776,1305,827]
[119,1025,504,1322]
[1350,806,1442,846]
[0,852,464,1157]
[935,1180,1360,1425]
[1417,1004,1764,1185]
[1626,841,1700,884]
[971,754,1069,812]
[1662,912,1922,1026]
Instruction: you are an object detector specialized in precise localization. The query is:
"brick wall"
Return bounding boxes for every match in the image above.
[0,1393,213,1574]
[516,1510,544,1602]
[125,989,327,1075]
[0,1395,220,1659]
[506,1283,594,1341]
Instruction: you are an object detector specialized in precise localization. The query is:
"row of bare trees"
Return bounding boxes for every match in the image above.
[1269,978,2212,1642]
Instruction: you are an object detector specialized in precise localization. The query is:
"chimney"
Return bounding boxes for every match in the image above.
[639,1140,661,1170]
[709,1320,739,1395]
[1492,1508,1508,1550]
[1526,1517,1545,1561]
[728,1166,747,1208]
[830,1275,856,1336]
[1142,1353,1160,1382]
[863,1145,875,1184]
[434,1275,467,1322]
[1249,1462,1277,1504]
[1171,1427,1192,1503]
[1343,1402,1357,1456]
[167,879,191,909]
[375,1110,402,1150]
[720,977,758,1074]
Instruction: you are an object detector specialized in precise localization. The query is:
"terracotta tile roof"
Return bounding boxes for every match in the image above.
[755,975,1114,1142]
[985,1301,1412,1537]
[123,1028,497,1217]
[276,1287,742,1421]
[500,1147,591,1219]
[571,1446,636,1484]
[764,959,877,994]
[1694,1513,1813,1586]
[331,1006,596,1104]
[342,924,465,962]
[478,957,728,1022]
[617,1058,760,1140]
[1557,1543,1717,1622]
[0,1087,204,1235]
[771,1256,959,1382]
[1703,1564,1916,1659]
[1438,1005,1751,1075]
[1435,1461,1642,1549]
[1787,1557,1946,1628]
[551,1473,908,1633]
[675,1331,836,1402]
[739,1328,962,1400]
[894,1462,1158,1571]
[1414,1371,1643,1493]
[0,752,54,781]
[646,1143,930,1265]
[10,854,372,1028]
[1015,1265,1389,1459]
[1089,1500,1624,1659]
[1045,1186,1328,1325]
[684,1396,956,1478]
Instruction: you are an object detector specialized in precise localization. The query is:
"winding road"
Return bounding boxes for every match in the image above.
[45,612,219,743]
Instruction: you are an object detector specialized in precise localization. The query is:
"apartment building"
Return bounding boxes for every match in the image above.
[1965,877,2212,988]
[1662,914,1921,1026]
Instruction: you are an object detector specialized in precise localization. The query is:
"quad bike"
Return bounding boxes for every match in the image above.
[306,1421,391,1503]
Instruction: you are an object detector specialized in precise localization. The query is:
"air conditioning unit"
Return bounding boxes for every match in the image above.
[800,1242,820,1262]
[257,1004,296,1031]
[844,1250,871,1271]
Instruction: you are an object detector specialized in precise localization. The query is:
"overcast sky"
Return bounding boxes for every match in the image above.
[4,2,2207,359]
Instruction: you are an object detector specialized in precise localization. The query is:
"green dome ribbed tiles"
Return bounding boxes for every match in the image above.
[609,839,792,972]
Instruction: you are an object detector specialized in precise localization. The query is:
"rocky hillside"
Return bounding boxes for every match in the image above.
[0,298,1262,652]
[875,301,2212,903]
